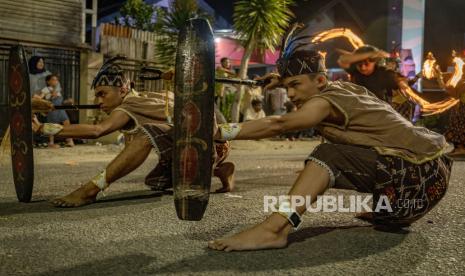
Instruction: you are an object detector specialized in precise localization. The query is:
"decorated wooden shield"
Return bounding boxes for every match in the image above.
[173,18,215,220]
[9,45,34,202]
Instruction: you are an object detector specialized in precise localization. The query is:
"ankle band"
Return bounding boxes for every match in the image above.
[91,170,108,191]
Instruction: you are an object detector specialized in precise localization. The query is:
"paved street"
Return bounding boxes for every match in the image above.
[0,140,464,275]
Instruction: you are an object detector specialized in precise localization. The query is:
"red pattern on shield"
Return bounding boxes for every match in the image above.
[11,112,25,135]
[9,68,22,94]
[13,152,25,173]
[182,102,201,135]
[180,146,199,184]
[192,55,203,82]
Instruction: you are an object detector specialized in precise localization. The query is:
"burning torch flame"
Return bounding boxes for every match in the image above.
[398,80,459,116]
[312,28,365,49]
[397,50,465,115]
[398,82,458,115]
[446,56,464,88]
[422,98,460,115]
[313,29,463,115]
[395,51,464,116]
[422,59,436,79]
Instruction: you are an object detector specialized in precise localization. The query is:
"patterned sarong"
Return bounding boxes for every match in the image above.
[373,154,452,225]
[444,102,465,146]
[141,124,231,191]
[307,143,452,226]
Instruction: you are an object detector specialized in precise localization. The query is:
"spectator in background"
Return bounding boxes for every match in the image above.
[240,78,263,121]
[29,56,61,95]
[243,99,266,122]
[215,57,237,113]
[37,74,74,148]
[282,101,299,141]
[29,56,60,147]
[265,87,288,115]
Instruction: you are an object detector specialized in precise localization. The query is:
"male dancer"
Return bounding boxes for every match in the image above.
[208,27,452,252]
[33,58,234,207]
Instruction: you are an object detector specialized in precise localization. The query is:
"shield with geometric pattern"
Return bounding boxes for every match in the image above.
[173,18,215,220]
[8,45,34,202]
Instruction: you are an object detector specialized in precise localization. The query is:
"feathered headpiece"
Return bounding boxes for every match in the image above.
[91,55,130,89]
[277,24,326,78]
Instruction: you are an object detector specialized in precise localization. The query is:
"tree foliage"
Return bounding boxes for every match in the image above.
[153,0,211,67]
[230,0,294,122]
[120,0,156,31]
[233,0,295,54]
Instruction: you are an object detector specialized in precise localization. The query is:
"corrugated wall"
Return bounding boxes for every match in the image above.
[100,23,161,61]
[0,0,82,47]
[100,23,167,92]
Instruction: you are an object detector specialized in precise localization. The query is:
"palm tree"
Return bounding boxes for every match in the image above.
[153,0,211,68]
[230,0,294,122]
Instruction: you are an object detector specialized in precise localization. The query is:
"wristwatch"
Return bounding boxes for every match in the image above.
[276,201,302,230]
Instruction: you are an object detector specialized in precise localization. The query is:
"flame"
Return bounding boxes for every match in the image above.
[446,56,464,88]
[312,28,365,49]
[422,59,436,79]
[311,29,463,115]
[398,78,459,116]
[395,50,463,115]
[422,98,460,115]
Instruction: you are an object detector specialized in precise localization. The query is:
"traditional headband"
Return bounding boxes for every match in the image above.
[91,56,130,89]
[276,24,327,78]
[277,50,326,78]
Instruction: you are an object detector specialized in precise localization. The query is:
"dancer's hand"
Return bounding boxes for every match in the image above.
[32,115,42,133]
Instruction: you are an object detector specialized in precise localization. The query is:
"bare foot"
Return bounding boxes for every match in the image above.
[214,162,235,193]
[65,138,75,147]
[50,182,100,208]
[208,214,291,252]
[47,143,60,149]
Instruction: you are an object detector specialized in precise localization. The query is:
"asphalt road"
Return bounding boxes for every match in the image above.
[0,140,464,275]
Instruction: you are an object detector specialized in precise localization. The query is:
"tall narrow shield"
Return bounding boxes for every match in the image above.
[173,18,215,220]
[9,45,34,202]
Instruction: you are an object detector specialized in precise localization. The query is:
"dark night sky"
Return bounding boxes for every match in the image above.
[98,0,465,69]
[424,0,465,69]
[205,0,465,68]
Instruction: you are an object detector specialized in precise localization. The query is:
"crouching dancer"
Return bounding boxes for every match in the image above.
[32,58,234,207]
[208,30,452,252]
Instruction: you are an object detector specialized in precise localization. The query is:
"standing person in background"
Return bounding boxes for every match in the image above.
[445,93,465,157]
[444,52,465,158]
[215,57,237,118]
[266,87,288,115]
